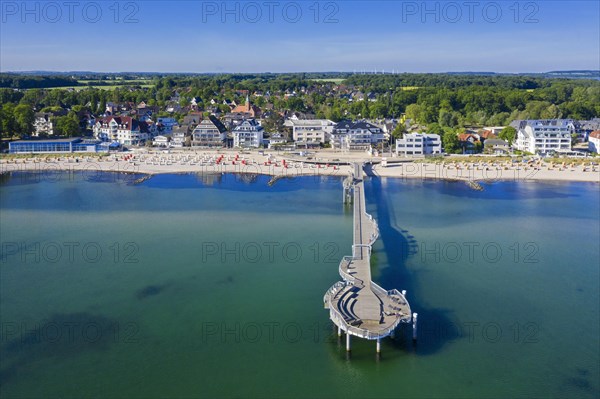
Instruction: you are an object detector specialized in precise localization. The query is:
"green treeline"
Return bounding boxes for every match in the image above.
[1,73,598,139]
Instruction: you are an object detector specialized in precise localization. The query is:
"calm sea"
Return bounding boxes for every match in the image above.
[1,172,598,398]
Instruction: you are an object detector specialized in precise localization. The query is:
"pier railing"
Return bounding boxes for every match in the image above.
[323,281,346,306]
[338,256,361,285]
[327,304,404,340]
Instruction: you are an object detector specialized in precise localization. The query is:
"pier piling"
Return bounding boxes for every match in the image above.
[346,333,351,352]
[412,313,418,343]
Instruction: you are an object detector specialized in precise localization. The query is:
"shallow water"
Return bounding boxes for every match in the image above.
[1,172,598,398]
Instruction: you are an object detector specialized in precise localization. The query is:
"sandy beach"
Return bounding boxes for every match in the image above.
[1,149,599,183]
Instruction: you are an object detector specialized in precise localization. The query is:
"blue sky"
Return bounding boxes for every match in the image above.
[1,0,599,73]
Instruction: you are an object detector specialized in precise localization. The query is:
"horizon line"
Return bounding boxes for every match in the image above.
[3,69,600,75]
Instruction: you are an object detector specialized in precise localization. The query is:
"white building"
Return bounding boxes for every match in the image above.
[191,116,227,147]
[395,133,442,156]
[171,126,187,148]
[289,119,335,145]
[153,135,170,147]
[511,120,572,155]
[233,119,264,148]
[589,131,600,153]
[93,116,153,146]
[33,111,66,137]
[331,120,385,150]
[266,132,287,149]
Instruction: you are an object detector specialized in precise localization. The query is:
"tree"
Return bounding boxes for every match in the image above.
[286,97,305,112]
[391,123,406,139]
[53,112,80,137]
[262,112,284,133]
[13,104,34,136]
[326,106,342,122]
[427,123,445,136]
[97,98,106,115]
[442,130,459,154]
[369,102,388,119]
[0,102,17,139]
[499,126,517,145]
[405,103,421,122]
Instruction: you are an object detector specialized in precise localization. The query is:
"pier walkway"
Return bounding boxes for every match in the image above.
[324,163,413,352]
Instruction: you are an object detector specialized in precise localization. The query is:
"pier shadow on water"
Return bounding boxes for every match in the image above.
[364,172,460,356]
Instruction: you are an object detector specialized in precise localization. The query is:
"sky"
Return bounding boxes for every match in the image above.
[1,0,599,73]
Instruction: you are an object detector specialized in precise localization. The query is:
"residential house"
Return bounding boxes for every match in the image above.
[511,119,572,154]
[183,112,203,127]
[266,132,287,149]
[170,91,181,104]
[233,119,264,148]
[289,119,335,145]
[571,118,600,142]
[171,126,187,148]
[33,110,67,136]
[395,133,442,157]
[190,97,202,111]
[153,135,170,148]
[331,120,385,150]
[93,116,153,146]
[136,102,158,119]
[224,112,251,129]
[484,138,510,155]
[165,102,182,114]
[478,129,498,142]
[156,117,178,133]
[458,133,481,154]
[191,115,227,148]
[286,111,316,121]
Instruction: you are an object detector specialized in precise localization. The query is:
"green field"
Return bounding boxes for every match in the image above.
[311,78,346,84]
[78,79,152,84]
[49,82,155,91]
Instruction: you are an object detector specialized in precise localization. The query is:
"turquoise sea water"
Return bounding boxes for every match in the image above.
[1,172,598,398]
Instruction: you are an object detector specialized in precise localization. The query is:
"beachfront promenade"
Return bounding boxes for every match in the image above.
[324,163,413,353]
